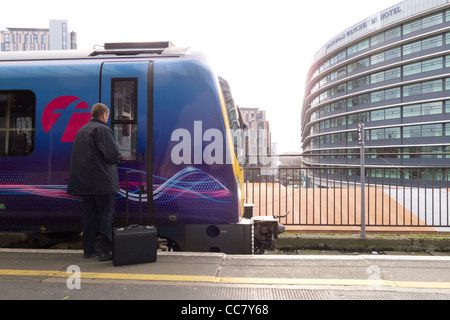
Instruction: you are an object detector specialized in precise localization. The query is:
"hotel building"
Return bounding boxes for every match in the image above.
[301,0,450,175]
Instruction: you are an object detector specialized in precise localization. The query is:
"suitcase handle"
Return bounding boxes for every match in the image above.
[125,170,144,225]
[129,224,140,229]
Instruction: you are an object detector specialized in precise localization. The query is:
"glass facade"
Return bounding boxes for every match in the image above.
[302,2,450,168]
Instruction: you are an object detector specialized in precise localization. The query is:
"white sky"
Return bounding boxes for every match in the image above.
[3,0,402,153]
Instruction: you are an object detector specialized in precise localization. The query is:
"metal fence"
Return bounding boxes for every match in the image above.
[243,166,450,231]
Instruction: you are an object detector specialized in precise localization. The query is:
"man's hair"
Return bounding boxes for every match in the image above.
[91,103,109,119]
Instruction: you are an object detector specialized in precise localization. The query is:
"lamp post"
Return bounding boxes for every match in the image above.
[357,123,366,238]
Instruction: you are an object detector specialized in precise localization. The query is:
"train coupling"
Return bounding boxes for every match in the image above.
[246,205,288,254]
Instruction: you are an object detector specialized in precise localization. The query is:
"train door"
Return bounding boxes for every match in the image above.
[100,60,154,224]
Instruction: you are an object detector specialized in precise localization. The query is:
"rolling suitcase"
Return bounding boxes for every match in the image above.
[113,225,157,266]
[113,170,157,266]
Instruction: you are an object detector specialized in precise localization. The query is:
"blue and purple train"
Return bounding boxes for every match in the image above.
[0,42,283,253]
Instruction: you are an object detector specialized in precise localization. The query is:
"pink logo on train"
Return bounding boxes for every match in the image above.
[42,95,91,142]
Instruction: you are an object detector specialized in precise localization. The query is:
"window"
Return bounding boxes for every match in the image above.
[403,125,421,138]
[403,83,421,97]
[422,57,443,72]
[403,80,442,97]
[403,124,443,139]
[422,12,443,29]
[385,47,401,60]
[423,102,442,115]
[385,87,401,100]
[385,107,401,119]
[368,107,400,122]
[446,78,450,91]
[370,128,385,140]
[404,12,443,35]
[403,35,443,56]
[385,27,401,41]
[403,40,422,55]
[336,83,346,94]
[422,79,442,94]
[62,23,67,50]
[347,57,369,73]
[347,75,368,91]
[111,79,138,161]
[404,104,422,117]
[0,90,36,157]
[422,124,442,137]
[371,87,400,102]
[371,109,385,121]
[446,100,450,113]
[421,147,443,160]
[370,67,400,84]
[403,19,422,35]
[330,84,346,96]
[347,112,368,125]
[367,127,400,141]
[385,67,401,81]
[371,51,385,65]
[347,39,369,56]
[386,127,400,139]
[403,57,443,76]
[336,67,346,78]
[347,93,369,108]
[371,27,400,46]
[422,35,442,51]
[371,47,400,65]
[403,61,422,76]
[371,71,385,84]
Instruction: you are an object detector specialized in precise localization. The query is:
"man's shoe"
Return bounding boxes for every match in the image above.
[84,251,99,259]
[99,251,113,261]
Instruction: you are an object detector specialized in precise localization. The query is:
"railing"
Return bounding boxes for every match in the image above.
[243,165,450,231]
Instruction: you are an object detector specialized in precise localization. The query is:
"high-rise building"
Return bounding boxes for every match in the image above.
[301,0,450,172]
[0,20,77,52]
[240,107,272,167]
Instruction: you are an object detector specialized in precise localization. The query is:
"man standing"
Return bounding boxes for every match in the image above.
[68,103,122,261]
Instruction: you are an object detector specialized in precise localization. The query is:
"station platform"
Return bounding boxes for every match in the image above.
[1,248,450,303]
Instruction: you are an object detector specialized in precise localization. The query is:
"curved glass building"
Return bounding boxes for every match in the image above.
[301,0,450,171]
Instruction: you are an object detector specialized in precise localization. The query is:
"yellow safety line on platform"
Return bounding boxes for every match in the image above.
[0,269,218,283]
[1,269,450,290]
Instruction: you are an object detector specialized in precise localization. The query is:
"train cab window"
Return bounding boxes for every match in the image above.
[111,79,137,161]
[0,90,35,157]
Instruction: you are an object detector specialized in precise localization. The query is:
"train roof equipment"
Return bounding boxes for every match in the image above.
[0,41,193,61]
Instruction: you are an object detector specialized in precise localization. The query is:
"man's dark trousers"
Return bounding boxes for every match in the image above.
[82,194,116,255]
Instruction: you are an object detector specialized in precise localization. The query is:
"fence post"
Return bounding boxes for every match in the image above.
[358,123,366,238]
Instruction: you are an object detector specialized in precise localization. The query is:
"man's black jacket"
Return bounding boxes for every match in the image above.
[67,118,122,196]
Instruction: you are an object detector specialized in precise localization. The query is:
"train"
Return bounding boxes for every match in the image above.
[0,41,284,254]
